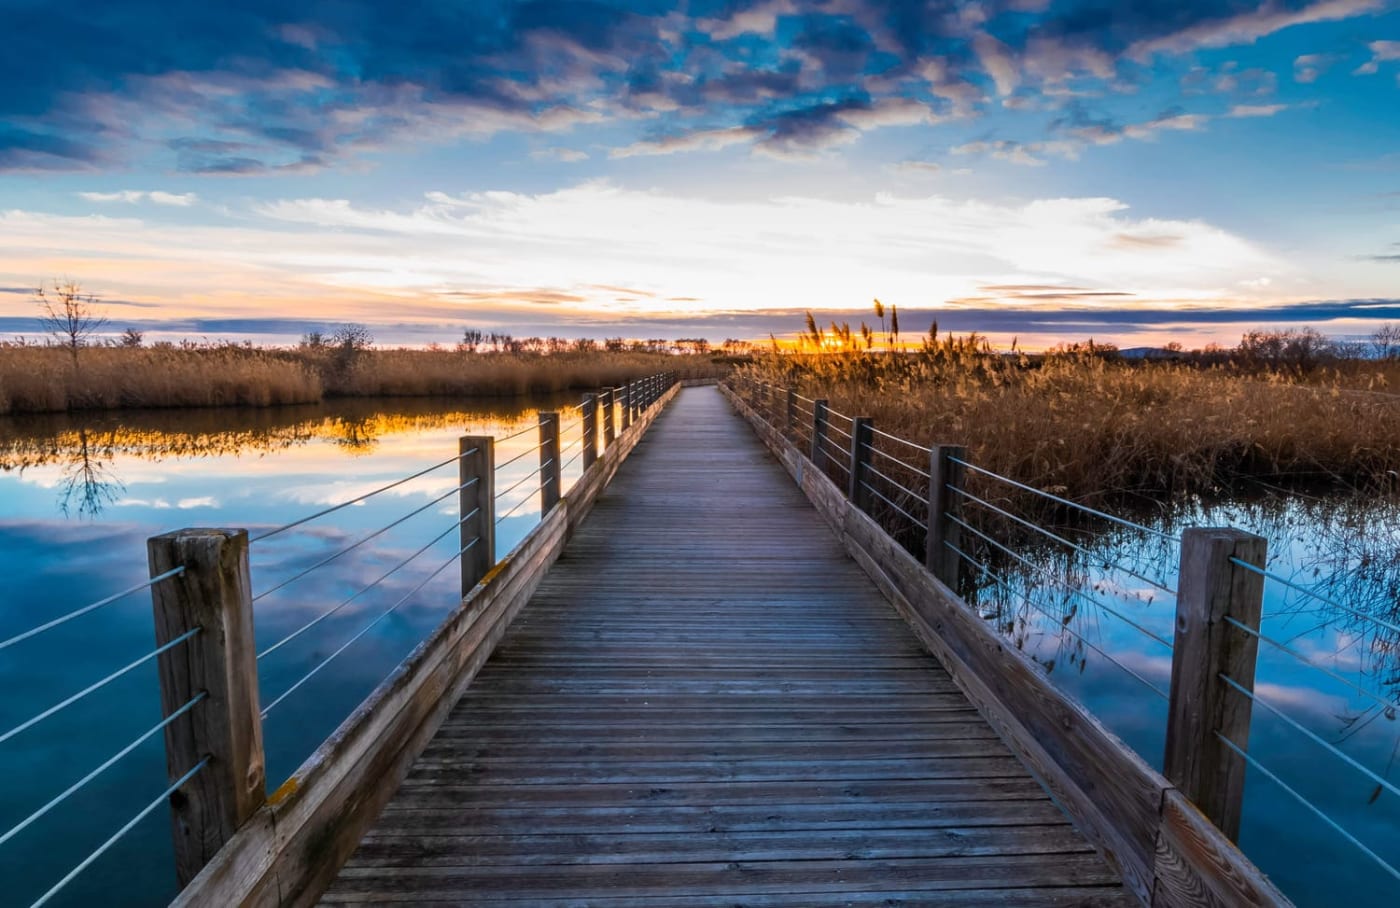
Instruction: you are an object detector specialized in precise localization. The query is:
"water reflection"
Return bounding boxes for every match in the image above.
[0,393,584,908]
[957,491,1400,907]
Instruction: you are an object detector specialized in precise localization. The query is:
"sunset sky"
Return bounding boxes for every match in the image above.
[1,0,1397,348]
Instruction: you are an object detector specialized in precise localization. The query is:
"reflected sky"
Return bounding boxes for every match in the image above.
[956,494,1400,908]
[0,393,603,907]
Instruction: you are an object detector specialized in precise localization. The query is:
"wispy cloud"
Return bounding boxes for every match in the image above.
[78,190,198,206]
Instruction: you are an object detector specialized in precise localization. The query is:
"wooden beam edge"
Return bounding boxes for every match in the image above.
[717,382,1291,908]
[169,381,681,908]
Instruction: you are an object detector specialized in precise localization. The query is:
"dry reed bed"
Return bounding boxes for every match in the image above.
[0,346,724,414]
[744,352,1400,515]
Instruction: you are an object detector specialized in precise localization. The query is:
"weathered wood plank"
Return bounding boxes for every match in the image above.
[170,383,682,908]
[323,386,1128,907]
[720,383,1291,908]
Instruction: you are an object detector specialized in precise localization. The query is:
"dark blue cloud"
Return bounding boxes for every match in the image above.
[0,1,1386,172]
[6,298,1400,345]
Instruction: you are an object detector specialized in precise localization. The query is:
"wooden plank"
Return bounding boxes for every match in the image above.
[170,383,681,908]
[148,528,266,886]
[323,387,1129,907]
[721,383,1291,908]
[1164,529,1266,841]
[1150,790,1289,908]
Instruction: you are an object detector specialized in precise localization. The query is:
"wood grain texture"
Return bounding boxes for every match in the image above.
[1164,528,1266,842]
[168,382,679,908]
[324,386,1126,907]
[721,383,1292,908]
[148,528,266,887]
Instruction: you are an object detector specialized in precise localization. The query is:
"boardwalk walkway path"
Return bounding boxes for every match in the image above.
[322,386,1130,906]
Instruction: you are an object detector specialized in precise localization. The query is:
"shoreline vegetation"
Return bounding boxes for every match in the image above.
[740,311,1400,517]
[0,340,736,416]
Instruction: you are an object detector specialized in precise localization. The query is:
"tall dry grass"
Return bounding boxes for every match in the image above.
[743,329,1400,512]
[0,344,726,415]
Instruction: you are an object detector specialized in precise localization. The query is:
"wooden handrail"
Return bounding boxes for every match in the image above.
[158,375,682,907]
[720,381,1290,908]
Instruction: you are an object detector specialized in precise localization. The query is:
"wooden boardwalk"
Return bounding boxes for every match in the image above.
[322,386,1130,906]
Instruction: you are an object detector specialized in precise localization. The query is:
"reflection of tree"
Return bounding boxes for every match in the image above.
[55,429,124,519]
[329,417,379,454]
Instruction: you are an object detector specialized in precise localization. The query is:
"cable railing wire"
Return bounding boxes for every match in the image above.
[28,756,211,908]
[494,465,545,503]
[1229,558,1400,638]
[871,425,930,455]
[946,540,1170,701]
[862,442,929,479]
[950,456,1181,544]
[946,512,1174,650]
[0,627,201,747]
[495,439,545,471]
[261,537,475,720]
[0,692,207,850]
[495,492,539,525]
[0,566,186,654]
[252,479,475,605]
[1217,673,1400,804]
[859,480,928,531]
[864,461,928,505]
[1223,616,1400,716]
[250,451,469,544]
[1214,732,1400,883]
[257,509,480,662]
[949,484,1178,598]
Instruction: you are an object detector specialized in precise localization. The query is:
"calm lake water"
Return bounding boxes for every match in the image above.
[0,394,591,907]
[955,491,1400,907]
[1,396,1395,906]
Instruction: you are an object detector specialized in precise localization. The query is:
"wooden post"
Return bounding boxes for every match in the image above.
[539,411,561,513]
[459,436,495,594]
[1164,528,1267,841]
[848,418,873,511]
[603,388,617,447]
[147,529,265,887]
[581,394,598,472]
[786,388,797,434]
[622,383,633,430]
[810,399,829,470]
[925,444,967,588]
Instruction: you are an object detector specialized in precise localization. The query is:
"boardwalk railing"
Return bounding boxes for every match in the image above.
[724,376,1298,907]
[0,372,679,907]
[730,375,1400,899]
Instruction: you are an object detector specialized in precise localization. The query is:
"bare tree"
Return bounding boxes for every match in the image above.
[36,279,107,366]
[1373,324,1400,359]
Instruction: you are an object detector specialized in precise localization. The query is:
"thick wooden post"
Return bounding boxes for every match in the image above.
[147,529,265,887]
[602,388,617,447]
[786,388,797,434]
[459,436,495,594]
[811,399,829,470]
[925,444,967,588]
[539,411,561,513]
[581,394,598,472]
[848,418,873,511]
[622,383,633,430]
[1165,528,1267,841]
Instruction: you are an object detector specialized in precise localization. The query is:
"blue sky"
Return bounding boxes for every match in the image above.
[1,0,1397,347]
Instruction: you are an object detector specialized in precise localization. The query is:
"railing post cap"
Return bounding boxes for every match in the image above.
[149,527,248,544]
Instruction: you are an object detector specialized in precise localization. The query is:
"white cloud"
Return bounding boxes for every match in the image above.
[0,184,1298,331]
[77,190,197,206]
[1227,103,1288,118]
[1129,0,1386,60]
[1354,39,1400,74]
